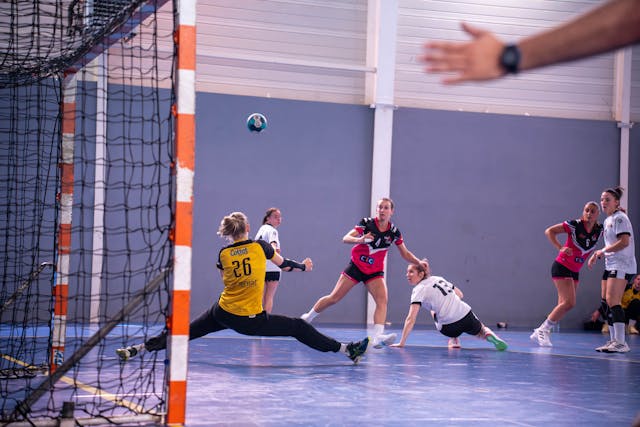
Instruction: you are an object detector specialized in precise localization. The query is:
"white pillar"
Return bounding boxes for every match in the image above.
[366,0,398,325]
[90,53,107,324]
[613,47,632,210]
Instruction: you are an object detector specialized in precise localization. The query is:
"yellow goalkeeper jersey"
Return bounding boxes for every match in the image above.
[216,239,274,316]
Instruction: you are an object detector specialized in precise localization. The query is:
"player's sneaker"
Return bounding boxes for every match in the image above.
[530,328,552,347]
[372,332,397,349]
[448,337,461,349]
[484,328,508,351]
[627,324,639,335]
[116,344,143,361]
[346,337,370,364]
[595,340,614,352]
[602,341,630,353]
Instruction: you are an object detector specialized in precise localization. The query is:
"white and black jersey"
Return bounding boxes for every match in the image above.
[603,210,636,275]
[255,224,281,273]
[410,276,471,330]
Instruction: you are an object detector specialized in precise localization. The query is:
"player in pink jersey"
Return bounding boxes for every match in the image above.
[530,201,602,347]
[301,198,427,347]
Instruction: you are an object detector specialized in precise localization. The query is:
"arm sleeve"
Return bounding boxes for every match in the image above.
[279,258,306,271]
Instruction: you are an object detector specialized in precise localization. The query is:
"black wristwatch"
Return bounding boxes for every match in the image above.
[499,44,521,74]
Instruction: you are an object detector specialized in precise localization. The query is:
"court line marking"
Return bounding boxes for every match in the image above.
[1,353,157,414]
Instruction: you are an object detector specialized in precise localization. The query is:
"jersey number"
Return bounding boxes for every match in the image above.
[232,257,252,278]
[432,280,452,296]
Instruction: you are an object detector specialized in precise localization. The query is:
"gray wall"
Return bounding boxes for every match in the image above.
[389,108,620,328]
[193,93,373,324]
[191,93,638,330]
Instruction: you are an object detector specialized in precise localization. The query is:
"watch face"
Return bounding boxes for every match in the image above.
[504,50,516,65]
[501,45,520,73]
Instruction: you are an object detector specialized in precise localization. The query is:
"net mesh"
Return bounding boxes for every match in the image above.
[1,0,176,423]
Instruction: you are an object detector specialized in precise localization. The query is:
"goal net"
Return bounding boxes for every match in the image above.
[1,0,177,424]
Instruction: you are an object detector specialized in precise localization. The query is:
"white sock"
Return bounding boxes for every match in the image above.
[373,323,384,338]
[609,324,615,341]
[339,343,347,353]
[630,319,637,327]
[302,308,319,322]
[613,322,626,343]
[541,318,556,331]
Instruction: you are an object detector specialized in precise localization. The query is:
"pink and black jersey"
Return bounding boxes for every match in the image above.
[556,219,602,272]
[351,217,403,275]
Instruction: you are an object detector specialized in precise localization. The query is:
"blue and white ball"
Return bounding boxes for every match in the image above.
[247,113,267,133]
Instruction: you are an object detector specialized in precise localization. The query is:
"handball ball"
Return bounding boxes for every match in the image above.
[247,113,267,133]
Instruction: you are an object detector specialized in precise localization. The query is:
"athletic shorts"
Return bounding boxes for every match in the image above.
[439,310,483,338]
[602,270,635,281]
[551,261,579,281]
[265,271,281,282]
[341,261,384,284]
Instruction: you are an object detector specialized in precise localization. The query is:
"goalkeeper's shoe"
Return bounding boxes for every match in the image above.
[116,344,143,361]
[346,337,370,364]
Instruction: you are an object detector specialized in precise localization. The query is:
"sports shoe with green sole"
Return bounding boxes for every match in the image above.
[487,334,508,351]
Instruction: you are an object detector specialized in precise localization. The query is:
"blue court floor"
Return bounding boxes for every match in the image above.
[2,326,639,426]
[183,326,640,427]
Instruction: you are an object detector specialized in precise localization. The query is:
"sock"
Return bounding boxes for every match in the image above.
[613,322,626,344]
[482,326,491,338]
[373,323,384,338]
[339,343,347,353]
[609,323,615,341]
[302,309,319,322]
[541,318,557,331]
[630,319,637,327]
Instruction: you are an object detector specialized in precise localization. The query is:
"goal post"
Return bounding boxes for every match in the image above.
[0,0,190,425]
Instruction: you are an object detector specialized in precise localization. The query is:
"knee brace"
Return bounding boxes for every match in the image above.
[610,305,625,324]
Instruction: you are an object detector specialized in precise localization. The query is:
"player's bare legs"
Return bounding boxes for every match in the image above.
[301,275,357,322]
[549,278,577,321]
[366,277,396,347]
[531,278,576,347]
[365,278,388,325]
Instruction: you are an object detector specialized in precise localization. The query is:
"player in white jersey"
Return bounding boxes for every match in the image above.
[588,187,637,353]
[390,259,507,351]
[254,208,282,313]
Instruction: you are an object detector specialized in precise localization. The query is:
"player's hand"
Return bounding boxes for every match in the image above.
[560,247,573,256]
[361,232,374,243]
[302,258,313,272]
[421,22,505,84]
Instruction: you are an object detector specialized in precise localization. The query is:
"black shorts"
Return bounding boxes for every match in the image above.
[439,310,483,338]
[265,271,281,282]
[602,270,635,281]
[551,261,579,281]
[342,261,384,284]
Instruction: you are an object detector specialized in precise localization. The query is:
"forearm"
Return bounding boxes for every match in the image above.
[400,248,422,265]
[519,0,640,71]
[398,317,416,346]
[545,230,562,251]
[343,234,366,244]
[279,258,306,271]
[602,237,630,253]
